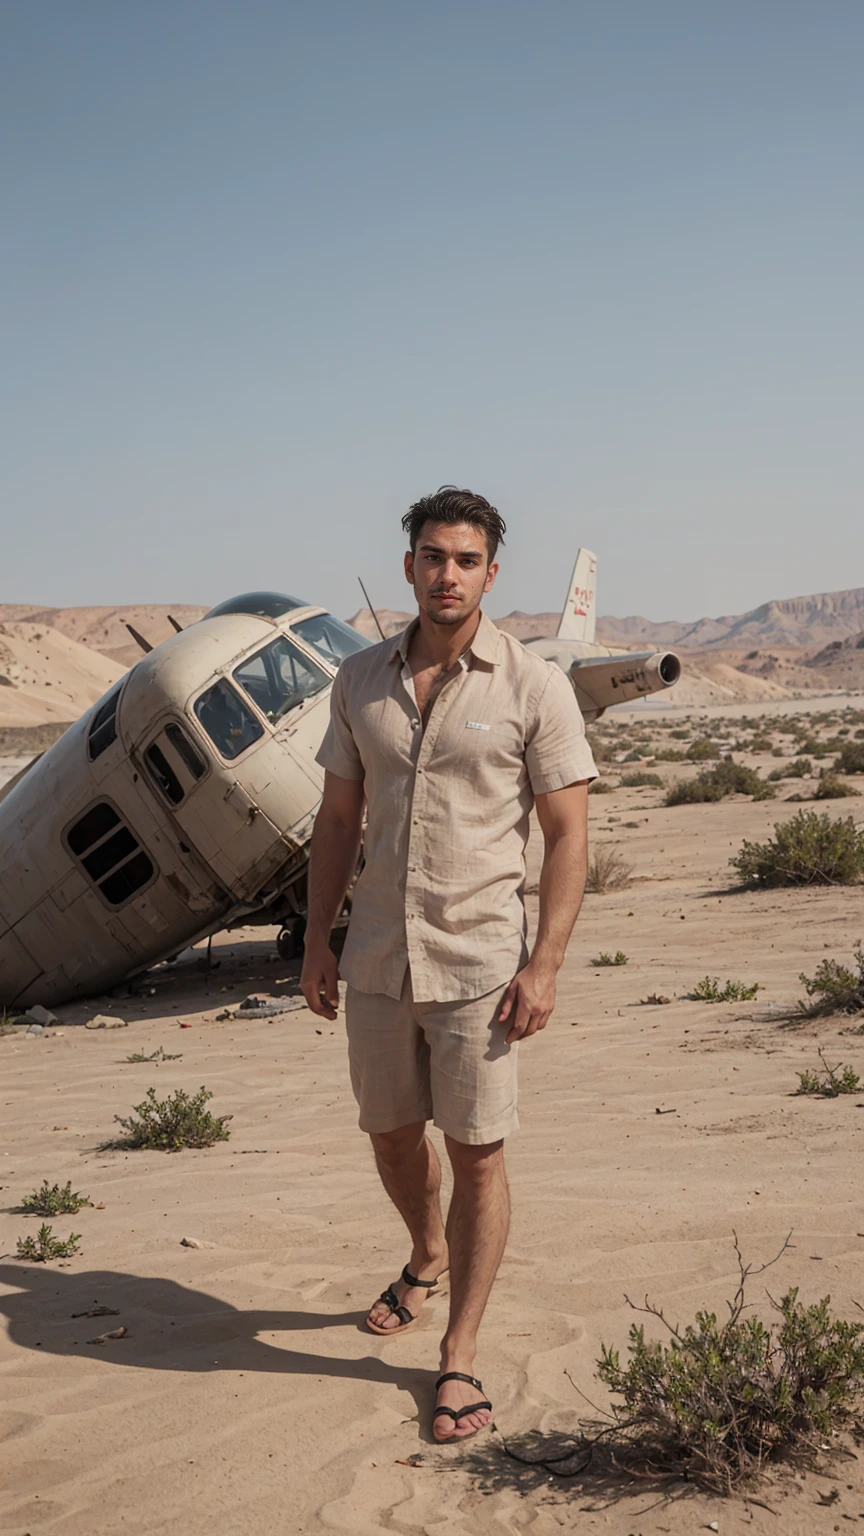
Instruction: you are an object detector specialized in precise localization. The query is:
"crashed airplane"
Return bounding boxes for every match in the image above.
[0,560,680,1008]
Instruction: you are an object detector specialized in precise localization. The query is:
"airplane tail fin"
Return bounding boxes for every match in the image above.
[556,548,597,642]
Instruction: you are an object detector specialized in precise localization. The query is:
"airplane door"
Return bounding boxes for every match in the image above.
[138,718,284,899]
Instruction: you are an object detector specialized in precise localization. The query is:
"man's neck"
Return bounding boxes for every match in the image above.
[410,606,483,669]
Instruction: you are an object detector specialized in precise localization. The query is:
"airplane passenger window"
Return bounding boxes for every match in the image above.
[88,687,122,760]
[67,802,120,854]
[66,801,156,907]
[292,613,372,667]
[193,679,264,760]
[233,635,330,726]
[145,743,184,805]
[165,723,206,779]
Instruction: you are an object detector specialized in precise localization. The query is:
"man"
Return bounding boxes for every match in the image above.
[300,486,596,1442]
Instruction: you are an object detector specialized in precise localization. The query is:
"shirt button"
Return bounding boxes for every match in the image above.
[411,719,420,730]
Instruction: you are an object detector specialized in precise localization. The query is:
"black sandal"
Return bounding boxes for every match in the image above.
[432,1372,493,1441]
[365,1264,448,1336]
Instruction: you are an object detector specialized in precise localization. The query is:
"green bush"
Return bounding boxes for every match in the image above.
[596,1240,864,1493]
[666,761,774,807]
[588,777,615,794]
[620,771,663,788]
[591,950,628,967]
[112,1086,232,1151]
[732,810,864,887]
[788,757,812,777]
[16,1224,82,1262]
[687,976,760,1002]
[797,942,864,1017]
[813,776,859,800]
[670,728,690,739]
[652,747,687,762]
[834,742,864,775]
[19,1180,90,1216]
[796,1050,861,1097]
[686,737,721,761]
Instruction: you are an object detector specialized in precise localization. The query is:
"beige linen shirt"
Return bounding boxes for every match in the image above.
[316,611,597,1003]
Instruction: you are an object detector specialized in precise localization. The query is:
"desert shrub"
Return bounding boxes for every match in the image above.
[814,776,859,800]
[788,757,812,777]
[16,1224,81,1262]
[749,734,773,751]
[732,810,864,887]
[687,976,761,1002]
[620,771,663,788]
[112,1086,232,1151]
[652,747,687,762]
[586,733,613,763]
[124,1045,183,1063]
[665,761,774,807]
[670,728,690,739]
[585,847,634,894]
[834,742,864,775]
[588,777,615,794]
[686,737,721,761]
[796,1050,861,1097]
[622,749,644,762]
[766,767,786,782]
[591,950,628,967]
[797,942,864,1017]
[596,1237,864,1494]
[19,1180,90,1216]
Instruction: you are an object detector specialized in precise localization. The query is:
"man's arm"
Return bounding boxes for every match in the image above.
[300,770,365,1020]
[498,780,589,1044]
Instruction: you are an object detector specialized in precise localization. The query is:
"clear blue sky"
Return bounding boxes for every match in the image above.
[3,1,862,622]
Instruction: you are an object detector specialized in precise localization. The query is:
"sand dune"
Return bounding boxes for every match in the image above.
[0,622,125,728]
[2,770,864,1533]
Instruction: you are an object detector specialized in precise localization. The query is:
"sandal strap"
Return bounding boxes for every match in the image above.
[433,1400,492,1423]
[377,1286,416,1326]
[401,1265,441,1289]
[436,1371,483,1392]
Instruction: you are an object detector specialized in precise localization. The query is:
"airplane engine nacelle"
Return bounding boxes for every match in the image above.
[567,650,681,721]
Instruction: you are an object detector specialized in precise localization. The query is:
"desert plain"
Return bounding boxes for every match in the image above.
[3,693,864,1535]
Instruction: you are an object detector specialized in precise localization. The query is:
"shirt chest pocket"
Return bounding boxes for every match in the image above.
[436,716,524,775]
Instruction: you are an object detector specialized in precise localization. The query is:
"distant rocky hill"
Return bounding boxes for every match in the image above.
[0,604,209,670]
[597,587,864,651]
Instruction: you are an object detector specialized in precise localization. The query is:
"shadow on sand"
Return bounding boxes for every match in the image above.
[0,1262,441,1436]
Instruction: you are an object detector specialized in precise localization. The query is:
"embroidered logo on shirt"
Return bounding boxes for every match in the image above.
[465,721,491,731]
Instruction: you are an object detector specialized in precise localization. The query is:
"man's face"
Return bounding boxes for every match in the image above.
[404,520,498,626]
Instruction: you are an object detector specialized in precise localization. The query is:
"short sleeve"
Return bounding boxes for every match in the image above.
[315,665,365,781]
[525,666,597,794]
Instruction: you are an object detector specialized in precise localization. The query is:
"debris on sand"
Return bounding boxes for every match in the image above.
[71,1305,119,1319]
[87,1326,127,1345]
[84,1014,127,1030]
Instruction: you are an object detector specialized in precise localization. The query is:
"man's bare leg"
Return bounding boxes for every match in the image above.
[434,1136,509,1440]
[366,1121,449,1331]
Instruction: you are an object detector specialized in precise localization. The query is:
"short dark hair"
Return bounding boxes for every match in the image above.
[401,485,506,562]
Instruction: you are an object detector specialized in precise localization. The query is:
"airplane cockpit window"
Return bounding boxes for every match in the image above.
[193,679,264,760]
[66,801,156,907]
[204,592,307,621]
[292,613,372,668]
[88,686,122,760]
[232,635,330,726]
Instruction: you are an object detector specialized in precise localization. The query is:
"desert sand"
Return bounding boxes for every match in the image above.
[3,719,864,1535]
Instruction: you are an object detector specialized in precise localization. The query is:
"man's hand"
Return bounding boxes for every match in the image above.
[497,960,557,1045]
[300,941,340,1021]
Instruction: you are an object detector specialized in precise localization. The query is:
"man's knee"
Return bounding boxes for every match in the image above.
[444,1135,505,1182]
[370,1120,428,1163]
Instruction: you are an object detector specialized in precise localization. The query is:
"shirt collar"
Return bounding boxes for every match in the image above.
[388,610,503,667]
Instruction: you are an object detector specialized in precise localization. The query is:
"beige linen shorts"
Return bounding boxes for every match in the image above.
[345,970,518,1145]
